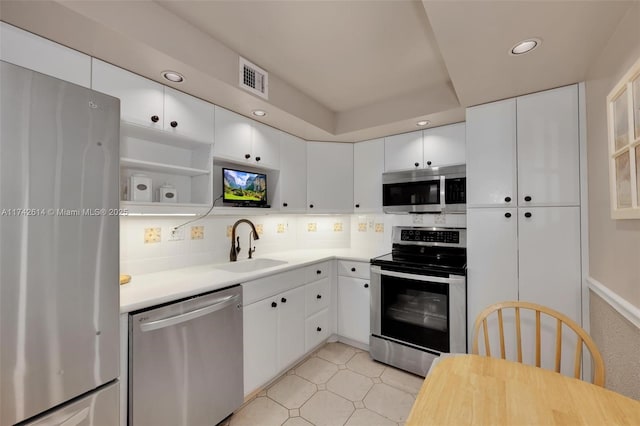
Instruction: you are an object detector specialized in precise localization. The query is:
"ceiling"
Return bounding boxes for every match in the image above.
[0,1,634,142]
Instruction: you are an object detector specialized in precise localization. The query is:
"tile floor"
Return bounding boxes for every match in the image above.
[224,342,425,426]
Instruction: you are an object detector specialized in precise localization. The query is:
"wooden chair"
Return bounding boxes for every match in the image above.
[472,301,605,386]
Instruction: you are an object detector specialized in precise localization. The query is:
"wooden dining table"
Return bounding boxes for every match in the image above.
[406,354,640,425]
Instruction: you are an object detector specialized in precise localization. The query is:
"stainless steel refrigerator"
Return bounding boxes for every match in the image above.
[1,61,120,425]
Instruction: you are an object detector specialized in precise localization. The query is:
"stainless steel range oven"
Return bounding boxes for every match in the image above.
[370,227,467,376]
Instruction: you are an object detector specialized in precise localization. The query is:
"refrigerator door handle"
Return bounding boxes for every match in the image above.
[60,407,89,426]
[139,294,239,332]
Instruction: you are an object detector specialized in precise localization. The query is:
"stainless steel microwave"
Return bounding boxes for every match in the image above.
[382,164,466,214]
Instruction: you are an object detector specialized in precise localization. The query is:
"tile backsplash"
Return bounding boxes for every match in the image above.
[121,213,466,275]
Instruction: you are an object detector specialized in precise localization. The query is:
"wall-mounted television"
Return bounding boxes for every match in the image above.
[222,167,268,206]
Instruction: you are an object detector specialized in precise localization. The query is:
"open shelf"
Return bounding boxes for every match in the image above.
[121,158,210,177]
[121,121,212,149]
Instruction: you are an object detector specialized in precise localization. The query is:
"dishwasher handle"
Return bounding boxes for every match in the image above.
[140,294,240,332]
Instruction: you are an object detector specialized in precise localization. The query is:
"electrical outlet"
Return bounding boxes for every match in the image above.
[144,227,161,244]
[307,223,317,232]
[358,223,367,232]
[169,227,185,241]
[412,215,424,224]
[333,222,343,232]
[374,223,384,233]
[256,224,264,235]
[191,226,204,240]
[226,225,232,239]
[435,214,447,225]
[276,223,285,234]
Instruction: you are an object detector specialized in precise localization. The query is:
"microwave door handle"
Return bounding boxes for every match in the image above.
[372,266,465,286]
[139,294,239,332]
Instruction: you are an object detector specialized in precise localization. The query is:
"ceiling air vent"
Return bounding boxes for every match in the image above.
[239,57,268,100]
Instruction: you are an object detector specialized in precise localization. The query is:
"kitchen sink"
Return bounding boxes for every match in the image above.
[213,258,288,273]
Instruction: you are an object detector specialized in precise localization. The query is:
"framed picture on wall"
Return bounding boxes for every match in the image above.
[607,56,640,219]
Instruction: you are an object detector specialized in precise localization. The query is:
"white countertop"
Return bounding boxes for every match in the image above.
[120,248,385,313]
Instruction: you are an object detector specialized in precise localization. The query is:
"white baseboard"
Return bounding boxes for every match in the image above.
[587,276,640,329]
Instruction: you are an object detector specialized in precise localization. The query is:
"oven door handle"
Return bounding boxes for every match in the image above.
[371,265,465,285]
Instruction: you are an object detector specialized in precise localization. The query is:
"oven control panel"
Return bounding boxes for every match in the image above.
[400,229,460,244]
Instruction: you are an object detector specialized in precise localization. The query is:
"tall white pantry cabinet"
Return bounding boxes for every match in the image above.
[466,84,584,377]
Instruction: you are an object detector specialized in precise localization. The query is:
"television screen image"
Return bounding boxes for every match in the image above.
[223,168,267,205]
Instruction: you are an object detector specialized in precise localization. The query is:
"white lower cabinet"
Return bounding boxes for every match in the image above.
[467,206,582,375]
[305,308,330,352]
[337,277,370,345]
[242,262,333,396]
[243,296,279,395]
[277,286,307,371]
[305,277,330,317]
[337,261,371,347]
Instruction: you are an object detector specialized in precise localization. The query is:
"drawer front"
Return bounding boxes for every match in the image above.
[305,308,330,352]
[306,261,331,283]
[305,277,330,317]
[337,260,370,279]
[243,267,306,305]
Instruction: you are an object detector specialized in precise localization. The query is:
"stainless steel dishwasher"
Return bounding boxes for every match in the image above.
[129,285,243,426]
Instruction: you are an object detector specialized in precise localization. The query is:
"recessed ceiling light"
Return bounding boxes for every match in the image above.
[161,71,184,83]
[416,120,430,127]
[252,110,267,117]
[510,38,541,55]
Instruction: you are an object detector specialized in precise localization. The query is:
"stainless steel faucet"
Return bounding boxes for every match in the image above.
[229,219,260,261]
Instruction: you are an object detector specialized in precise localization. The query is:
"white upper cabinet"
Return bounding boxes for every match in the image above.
[385,124,466,172]
[517,85,580,207]
[1,22,91,88]
[92,59,214,143]
[466,99,517,207]
[214,106,280,169]
[423,122,466,167]
[251,121,281,169]
[279,133,307,212]
[164,87,214,143]
[384,130,423,171]
[92,59,164,130]
[213,106,252,161]
[307,142,354,213]
[353,138,384,212]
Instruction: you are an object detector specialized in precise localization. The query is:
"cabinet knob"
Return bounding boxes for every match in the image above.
[245,154,251,159]
[316,327,322,332]
[271,301,277,308]
[281,297,287,303]
[150,115,159,123]
[316,294,322,299]
[426,160,432,166]
[255,156,261,162]
[364,283,369,288]
[505,212,512,218]
[524,196,532,202]
[170,121,178,128]
[309,204,314,209]
[283,202,288,207]
[316,270,321,275]
[524,212,532,218]
[414,162,420,168]
[505,196,511,203]
[355,204,360,208]
[351,267,356,272]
